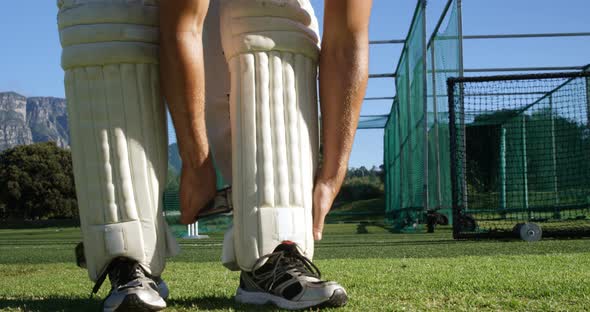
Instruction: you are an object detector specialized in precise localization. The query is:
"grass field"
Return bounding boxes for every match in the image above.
[1,224,590,311]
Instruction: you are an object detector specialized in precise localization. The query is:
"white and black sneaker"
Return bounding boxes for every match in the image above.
[92,257,167,312]
[235,241,348,310]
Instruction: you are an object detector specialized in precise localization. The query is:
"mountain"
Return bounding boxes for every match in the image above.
[27,96,69,149]
[0,92,33,150]
[0,92,69,151]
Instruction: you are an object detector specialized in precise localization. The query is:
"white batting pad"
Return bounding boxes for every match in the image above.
[58,0,179,281]
[219,0,320,271]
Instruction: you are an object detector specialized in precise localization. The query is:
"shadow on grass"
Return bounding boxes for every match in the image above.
[168,296,286,311]
[0,296,295,312]
[0,297,101,312]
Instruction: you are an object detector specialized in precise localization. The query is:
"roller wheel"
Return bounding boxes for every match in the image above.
[519,223,542,242]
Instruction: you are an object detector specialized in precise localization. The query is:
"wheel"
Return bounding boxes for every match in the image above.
[460,215,477,232]
[519,223,542,242]
[436,214,449,226]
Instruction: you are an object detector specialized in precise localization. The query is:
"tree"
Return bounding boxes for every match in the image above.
[335,166,385,203]
[0,142,77,220]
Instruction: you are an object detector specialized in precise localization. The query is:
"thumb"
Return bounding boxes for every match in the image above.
[312,183,333,241]
[313,204,326,241]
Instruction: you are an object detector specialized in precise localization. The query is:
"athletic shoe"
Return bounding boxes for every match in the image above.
[235,241,348,310]
[153,276,169,300]
[92,257,166,312]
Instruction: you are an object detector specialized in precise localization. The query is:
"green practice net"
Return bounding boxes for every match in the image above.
[384,0,427,230]
[426,0,462,223]
[384,0,462,231]
[449,72,590,238]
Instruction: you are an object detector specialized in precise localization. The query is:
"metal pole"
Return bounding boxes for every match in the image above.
[370,39,406,45]
[549,94,560,219]
[405,56,414,210]
[430,42,443,209]
[457,0,467,211]
[464,66,585,73]
[384,129,389,221]
[369,73,397,78]
[521,115,530,219]
[427,0,455,47]
[513,73,590,120]
[422,0,429,215]
[457,0,464,77]
[499,127,507,217]
[463,32,590,40]
[397,99,404,216]
[448,78,460,238]
[365,97,395,101]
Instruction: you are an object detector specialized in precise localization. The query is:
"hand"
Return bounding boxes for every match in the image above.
[312,179,339,241]
[179,160,217,224]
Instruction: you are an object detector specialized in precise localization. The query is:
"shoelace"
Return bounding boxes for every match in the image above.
[251,249,322,292]
[90,258,145,298]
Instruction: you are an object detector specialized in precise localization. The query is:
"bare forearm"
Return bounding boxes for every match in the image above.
[318,39,369,188]
[160,35,209,168]
[159,1,210,169]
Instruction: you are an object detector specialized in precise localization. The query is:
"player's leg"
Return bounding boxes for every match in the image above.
[203,0,232,184]
[57,0,178,310]
[218,0,346,308]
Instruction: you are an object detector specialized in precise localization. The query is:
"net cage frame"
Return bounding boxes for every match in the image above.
[447,71,590,239]
[384,0,463,230]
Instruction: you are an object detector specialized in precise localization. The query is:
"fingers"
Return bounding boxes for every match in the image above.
[313,182,336,241]
[313,198,326,241]
[179,186,197,225]
[179,200,195,225]
[178,165,217,224]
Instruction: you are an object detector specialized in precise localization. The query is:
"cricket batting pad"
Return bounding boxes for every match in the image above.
[219,0,320,271]
[58,0,179,281]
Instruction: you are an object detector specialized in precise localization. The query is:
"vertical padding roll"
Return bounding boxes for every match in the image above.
[71,68,108,225]
[103,64,138,222]
[231,54,261,265]
[255,52,274,208]
[269,52,290,207]
[85,67,118,224]
[283,53,303,208]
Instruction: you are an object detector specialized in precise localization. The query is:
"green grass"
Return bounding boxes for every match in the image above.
[1,225,590,311]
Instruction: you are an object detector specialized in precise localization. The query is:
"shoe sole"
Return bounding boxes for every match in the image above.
[235,288,348,310]
[103,294,166,312]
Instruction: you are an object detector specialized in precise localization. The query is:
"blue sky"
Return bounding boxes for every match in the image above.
[1,0,589,168]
